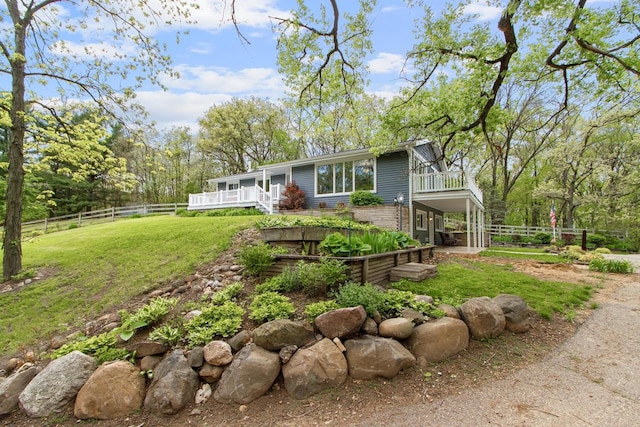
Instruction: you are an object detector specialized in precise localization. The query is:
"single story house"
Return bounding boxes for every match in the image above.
[188,140,485,251]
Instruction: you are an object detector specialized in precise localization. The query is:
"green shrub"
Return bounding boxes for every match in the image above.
[350,190,384,206]
[594,247,611,254]
[318,232,372,257]
[249,292,295,323]
[534,232,552,244]
[211,282,244,305]
[587,233,606,248]
[52,333,133,365]
[511,234,522,242]
[116,296,179,341]
[560,245,585,261]
[333,283,385,317]
[238,243,286,277]
[204,208,263,217]
[255,215,380,232]
[304,300,341,323]
[255,276,286,294]
[149,323,184,347]
[589,258,635,274]
[176,208,199,217]
[185,301,245,346]
[68,223,79,230]
[578,253,604,263]
[491,235,513,243]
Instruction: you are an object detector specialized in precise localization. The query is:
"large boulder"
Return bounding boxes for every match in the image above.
[378,318,415,340]
[315,306,367,339]
[252,319,315,351]
[405,317,469,363]
[19,351,96,418]
[74,360,145,420]
[459,297,506,339]
[214,344,281,404]
[0,366,38,415]
[125,342,168,358]
[344,335,416,380]
[282,338,348,399]
[493,294,531,333]
[144,350,200,415]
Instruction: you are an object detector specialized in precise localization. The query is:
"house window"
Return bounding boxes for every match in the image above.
[416,209,428,231]
[435,214,444,232]
[228,183,239,191]
[316,157,375,195]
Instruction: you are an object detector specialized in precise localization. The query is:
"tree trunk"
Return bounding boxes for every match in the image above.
[3,30,27,279]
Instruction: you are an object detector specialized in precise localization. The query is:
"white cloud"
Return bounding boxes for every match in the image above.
[368,53,407,74]
[160,65,285,96]
[188,0,291,33]
[463,2,503,21]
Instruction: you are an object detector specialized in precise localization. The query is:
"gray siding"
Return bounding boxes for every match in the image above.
[239,178,255,188]
[376,151,410,204]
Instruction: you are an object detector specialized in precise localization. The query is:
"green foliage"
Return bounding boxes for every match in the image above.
[148,323,184,347]
[534,232,552,244]
[238,243,285,277]
[68,223,79,230]
[210,282,244,305]
[589,258,635,274]
[255,258,348,296]
[248,292,295,323]
[176,208,263,217]
[304,300,341,323]
[255,275,288,294]
[185,301,245,346]
[349,190,384,206]
[318,232,372,256]
[587,234,607,248]
[52,333,132,365]
[255,215,380,232]
[116,296,178,341]
[560,246,586,261]
[333,283,384,317]
[578,253,604,263]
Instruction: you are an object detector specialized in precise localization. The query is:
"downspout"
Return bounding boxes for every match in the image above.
[466,198,471,253]
[408,148,414,239]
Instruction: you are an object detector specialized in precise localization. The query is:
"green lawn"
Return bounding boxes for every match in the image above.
[0,215,258,355]
[479,247,565,263]
[394,258,593,319]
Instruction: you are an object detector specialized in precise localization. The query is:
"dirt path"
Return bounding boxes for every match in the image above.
[356,271,640,426]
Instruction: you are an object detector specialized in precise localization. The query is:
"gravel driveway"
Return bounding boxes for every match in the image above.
[357,269,640,426]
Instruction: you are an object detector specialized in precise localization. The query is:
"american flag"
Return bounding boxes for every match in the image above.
[550,202,556,227]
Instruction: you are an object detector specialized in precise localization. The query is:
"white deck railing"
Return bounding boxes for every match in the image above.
[188,184,282,213]
[413,170,483,203]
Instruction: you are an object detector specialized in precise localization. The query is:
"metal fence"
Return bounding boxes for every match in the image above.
[12,203,188,239]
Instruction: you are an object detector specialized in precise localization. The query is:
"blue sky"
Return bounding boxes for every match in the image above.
[135,0,503,131]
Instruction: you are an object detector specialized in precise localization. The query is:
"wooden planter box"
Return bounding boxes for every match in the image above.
[260,226,355,254]
[265,246,435,286]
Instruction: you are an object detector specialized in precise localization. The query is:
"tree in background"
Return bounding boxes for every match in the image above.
[198,97,300,175]
[0,0,193,278]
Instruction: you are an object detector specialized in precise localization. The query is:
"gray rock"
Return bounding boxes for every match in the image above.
[282,338,348,399]
[19,351,96,418]
[438,303,461,319]
[315,306,367,339]
[74,360,145,420]
[203,340,233,366]
[378,318,415,339]
[228,330,252,351]
[144,350,200,415]
[361,317,378,335]
[252,319,315,351]
[125,342,168,358]
[405,317,469,363]
[401,308,426,324]
[415,295,435,304]
[0,366,38,415]
[493,294,531,333]
[140,355,163,372]
[460,297,506,339]
[188,346,205,368]
[344,335,416,380]
[214,344,281,404]
[279,345,298,364]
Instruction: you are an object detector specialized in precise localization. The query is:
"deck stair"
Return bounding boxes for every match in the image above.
[389,262,438,282]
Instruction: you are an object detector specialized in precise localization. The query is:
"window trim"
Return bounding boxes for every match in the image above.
[314,155,377,197]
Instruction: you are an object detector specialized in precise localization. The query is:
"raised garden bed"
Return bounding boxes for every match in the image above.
[265,246,435,286]
[260,226,361,254]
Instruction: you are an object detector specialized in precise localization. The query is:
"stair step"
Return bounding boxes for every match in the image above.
[389,262,438,282]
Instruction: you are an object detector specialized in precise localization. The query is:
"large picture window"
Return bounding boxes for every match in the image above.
[316,157,375,195]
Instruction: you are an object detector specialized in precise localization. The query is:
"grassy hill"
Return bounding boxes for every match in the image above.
[0,215,258,355]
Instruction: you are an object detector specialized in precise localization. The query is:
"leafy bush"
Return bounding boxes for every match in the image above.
[594,247,611,254]
[238,243,286,277]
[350,190,384,206]
[560,245,585,261]
[149,323,184,347]
[204,207,263,217]
[333,283,385,317]
[511,234,522,243]
[534,232,552,244]
[248,292,295,323]
[562,233,575,245]
[116,297,179,341]
[210,282,244,305]
[304,300,341,323]
[176,208,199,217]
[68,223,79,230]
[255,275,287,294]
[255,215,380,232]
[589,258,635,274]
[491,235,513,243]
[185,301,245,346]
[578,253,604,263]
[280,181,306,210]
[587,233,606,248]
[52,333,132,365]
[318,232,372,257]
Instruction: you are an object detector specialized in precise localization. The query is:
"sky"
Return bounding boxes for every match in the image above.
[132,0,504,131]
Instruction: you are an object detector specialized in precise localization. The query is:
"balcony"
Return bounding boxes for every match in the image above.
[188,184,282,214]
[412,170,483,212]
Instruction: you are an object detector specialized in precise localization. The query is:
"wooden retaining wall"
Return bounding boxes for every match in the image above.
[265,246,435,286]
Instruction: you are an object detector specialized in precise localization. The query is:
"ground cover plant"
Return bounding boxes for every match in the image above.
[0,215,257,354]
[255,214,380,232]
[392,259,594,320]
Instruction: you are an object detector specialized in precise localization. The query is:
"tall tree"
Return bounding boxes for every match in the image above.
[197,97,299,175]
[0,0,193,278]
